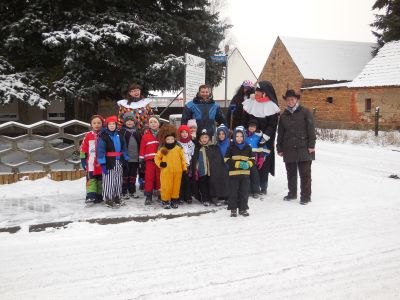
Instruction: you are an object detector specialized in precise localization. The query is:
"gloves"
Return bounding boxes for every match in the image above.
[80,158,87,171]
[257,156,265,169]
[101,164,108,175]
[258,138,266,147]
[229,104,237,112]
[160,162,167,168]
[139,159,145,171]
[239,161,250,170]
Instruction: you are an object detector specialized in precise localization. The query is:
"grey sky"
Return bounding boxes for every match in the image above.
[222,0,377,77]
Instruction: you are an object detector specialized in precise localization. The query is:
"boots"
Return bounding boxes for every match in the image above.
[239,210,249,217]
[283,194,297,201]
[171,199,179,209]
[145,194,152,205]
[230,209,237,217]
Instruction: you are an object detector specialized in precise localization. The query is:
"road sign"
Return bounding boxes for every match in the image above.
[210,55,227,63]
[184,53,206,102]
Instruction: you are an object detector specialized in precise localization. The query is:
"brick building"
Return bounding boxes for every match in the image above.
[302,41,400,130]
[258,36,374,106]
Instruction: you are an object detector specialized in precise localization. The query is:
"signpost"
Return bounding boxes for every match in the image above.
[210,55,227,63]
[184,53,206,102]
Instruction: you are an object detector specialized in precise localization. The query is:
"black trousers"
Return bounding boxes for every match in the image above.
[198,176,211,203]
[179,172,192,201]
[285,161,312,201]
[228,176,250,211]
[123,162,139,195]
[250,164,261,194]
[259,156,271,191]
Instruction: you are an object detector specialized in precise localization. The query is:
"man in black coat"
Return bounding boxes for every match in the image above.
[277,90,316,205]
[181,84,226,139]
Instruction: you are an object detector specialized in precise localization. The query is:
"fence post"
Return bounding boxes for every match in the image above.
[375,106,380,137]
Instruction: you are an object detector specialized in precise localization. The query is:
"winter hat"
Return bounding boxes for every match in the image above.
[90,114,105,125]
[157,123,177,144]
[198,128,209,139]
[255,81,278,104]
[242,80,254,88]
[148,115,160,125]
[123,112,135,123]
[187,119,197,128]
[233,126,246,149]
[105,116,118,125]
[247,119,259,128]
[178,125,192,143]
[283,89,300,100]
[216,124,229,139]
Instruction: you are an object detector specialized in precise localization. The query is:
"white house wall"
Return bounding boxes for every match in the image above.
[212,49,257,106]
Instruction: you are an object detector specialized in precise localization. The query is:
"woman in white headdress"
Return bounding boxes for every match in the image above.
[243,80,281,195]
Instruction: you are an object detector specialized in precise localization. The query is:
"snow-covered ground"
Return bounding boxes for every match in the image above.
[0,141,400,299]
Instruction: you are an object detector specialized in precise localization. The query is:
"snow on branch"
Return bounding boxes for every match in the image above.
[0,73,49,109]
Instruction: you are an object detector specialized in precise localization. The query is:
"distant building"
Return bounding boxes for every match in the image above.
[302,40,400,130]
[258,36,375,106]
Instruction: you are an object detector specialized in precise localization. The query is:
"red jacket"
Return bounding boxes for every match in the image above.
[139,130,159,161]
[80,131,102,175]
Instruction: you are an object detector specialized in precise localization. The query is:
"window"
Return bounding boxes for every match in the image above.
[326,97,333,104]
[0,113,18,121]
[365,98,372,112]
[47,112,65,121]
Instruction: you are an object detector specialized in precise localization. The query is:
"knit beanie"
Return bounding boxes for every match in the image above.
[123,112,135,124]
[187,119,197,128]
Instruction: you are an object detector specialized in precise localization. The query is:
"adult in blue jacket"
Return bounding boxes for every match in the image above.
[181,84,226,139]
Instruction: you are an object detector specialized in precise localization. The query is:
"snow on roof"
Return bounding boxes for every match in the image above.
[301,82,350,90]
[348,41,400,88]
[280,36,375,81]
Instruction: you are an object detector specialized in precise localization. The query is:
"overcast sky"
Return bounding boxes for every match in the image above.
[222,0,377,76]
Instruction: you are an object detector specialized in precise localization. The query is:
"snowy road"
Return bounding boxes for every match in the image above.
[1,141,400,299]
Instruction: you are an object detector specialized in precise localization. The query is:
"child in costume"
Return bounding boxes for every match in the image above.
[80,115,104,204]
[187,119,198,142]
[225,126,255,217]
[177,125,195,204]
[154,124,187,209]
[191,129,229,206]
[245,119,270,199]
[139,116,161,205]
[216,124,230,158]
[97,116,129,207]
[120,112,141,199]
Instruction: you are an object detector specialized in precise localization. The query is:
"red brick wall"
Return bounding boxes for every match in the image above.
[301,87,400,129]
[258,37,304,108]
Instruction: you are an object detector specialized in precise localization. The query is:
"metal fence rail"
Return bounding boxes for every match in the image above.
[0,120,90,174]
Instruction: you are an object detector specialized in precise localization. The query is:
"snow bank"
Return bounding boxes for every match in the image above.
[0,141,399,299]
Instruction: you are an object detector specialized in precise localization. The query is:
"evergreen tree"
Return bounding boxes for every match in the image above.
[0,0,229,113]
[371,0,400,55]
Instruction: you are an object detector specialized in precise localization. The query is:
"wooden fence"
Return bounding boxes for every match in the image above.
[0,170,86,185]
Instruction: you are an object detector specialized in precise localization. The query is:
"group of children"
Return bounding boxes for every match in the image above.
[80,113,270,217]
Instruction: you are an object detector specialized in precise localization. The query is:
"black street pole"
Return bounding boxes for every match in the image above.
[375,106,380,137]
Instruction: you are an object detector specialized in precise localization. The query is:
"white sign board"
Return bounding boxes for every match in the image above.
[184,53,206,102]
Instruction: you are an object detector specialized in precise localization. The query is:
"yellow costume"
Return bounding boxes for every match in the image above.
[155,144,187,202]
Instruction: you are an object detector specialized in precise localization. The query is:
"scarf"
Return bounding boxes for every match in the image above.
[179,136,191,143]
[150,128,159,137]
[128,96,141,103]
[255,95,270,103]
[198,145,210,177]
[286,102,300,114]
[165,142,176,150]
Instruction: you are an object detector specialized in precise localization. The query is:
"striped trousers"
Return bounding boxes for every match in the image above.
[102,160,123,201]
